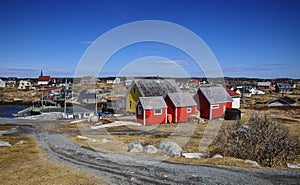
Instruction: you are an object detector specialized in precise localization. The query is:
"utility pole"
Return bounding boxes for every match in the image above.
[95,93,98,114]
[41,91,44,108]
[64,79,67,118]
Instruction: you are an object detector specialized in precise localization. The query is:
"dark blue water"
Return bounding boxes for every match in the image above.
[0,105,30,118]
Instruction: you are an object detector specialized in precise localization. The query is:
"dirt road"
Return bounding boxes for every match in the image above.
[1,118,299,185]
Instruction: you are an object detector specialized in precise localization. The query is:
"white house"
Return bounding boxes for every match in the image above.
[18,80,33,91]
[0,79,6,88]
[226,88,241,109]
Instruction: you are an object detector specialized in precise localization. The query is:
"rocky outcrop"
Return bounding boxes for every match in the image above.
[157,141,182,157]
[144,145,157,154]
[128,141,144,153]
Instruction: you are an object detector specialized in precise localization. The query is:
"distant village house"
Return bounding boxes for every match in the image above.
[38,70,54,85]
[18,80,33,91]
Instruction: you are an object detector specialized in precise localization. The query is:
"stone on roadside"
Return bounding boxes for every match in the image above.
[212,154,223,159]
[287,163,300,169]
[89,115,99,123]
[101,138,111,143]
[0,140,12,147]
[144,145,157,154]
[244,159,260,167]
[182,153,209,159]
[16,140,27,145]
[158,141,182,157]
[128,141,144,153]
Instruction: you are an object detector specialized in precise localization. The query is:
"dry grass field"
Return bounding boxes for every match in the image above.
[0,133,106,185]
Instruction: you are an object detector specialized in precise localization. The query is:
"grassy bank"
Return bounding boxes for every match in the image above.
[0,135,106,185]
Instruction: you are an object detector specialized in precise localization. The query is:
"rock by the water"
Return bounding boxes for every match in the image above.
[128,141,144,153]
[0,140,12,147]
[244,159,260,167]
[182,153,209,159]
[158,141,182,157]
[144,145,157,154]
[212,154,223,159]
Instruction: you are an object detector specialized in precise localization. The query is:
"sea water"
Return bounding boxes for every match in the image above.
[0,105,29,118]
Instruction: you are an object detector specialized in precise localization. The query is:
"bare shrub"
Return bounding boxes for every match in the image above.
[215,114,298,167]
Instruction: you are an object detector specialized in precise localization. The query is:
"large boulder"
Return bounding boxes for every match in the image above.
[144,145,157,154]
[128,141,144,153]
[158,141,182,157]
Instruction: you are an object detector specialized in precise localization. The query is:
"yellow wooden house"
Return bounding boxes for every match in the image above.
[126,79,181,113]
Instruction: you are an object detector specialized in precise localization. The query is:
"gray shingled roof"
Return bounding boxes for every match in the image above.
[135,79,181,97]
[167,93,197,107]
[268,96,296,105]
[138,96,167,110]
[198,86,232,104]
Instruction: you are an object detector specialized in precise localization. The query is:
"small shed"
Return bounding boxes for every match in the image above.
[78,90,97,104]
[136,96,167,125]
[226,88,241,109]
[164,93,197,123]
[194,86,232,119]
[267,96,296,107]
[256,81,272,89]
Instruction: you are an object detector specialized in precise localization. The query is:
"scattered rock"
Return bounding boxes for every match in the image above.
[0,140,12,147]
[182,153,210,159]
[244,159,260,167]
[16,140,27,145]
[158,141,182,157]
[212,154,223,159]
[89,115,99,123]
[144,145,157,154]
[101,138,111,143]
[77,135,100,143]
[188,115,205,123]
[287,163,300,169]
[128,141,144,153]
[77,135,89,141]
[0,127,18,135]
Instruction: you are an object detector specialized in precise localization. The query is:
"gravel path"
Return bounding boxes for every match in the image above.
[1,118,299,185]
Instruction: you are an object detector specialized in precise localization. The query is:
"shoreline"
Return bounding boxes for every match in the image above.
[0,101,33,106]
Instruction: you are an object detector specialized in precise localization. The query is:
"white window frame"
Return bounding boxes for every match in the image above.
[187,107,192,113]
[137,105,142,115]
[211,104,219,109]
[154,109,162,115]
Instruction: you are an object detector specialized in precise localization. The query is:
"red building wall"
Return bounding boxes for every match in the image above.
[195,90,227,119]
[194,91,210,119]
[144,109,167,125]
[226,102,232,109]
[176,106,196,122]
[136,102,144,124]
[164,96,176,123]
[136,101,167,125]
[211,103,226,119]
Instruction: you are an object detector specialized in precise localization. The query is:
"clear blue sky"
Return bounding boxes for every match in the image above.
[0,0,299,78]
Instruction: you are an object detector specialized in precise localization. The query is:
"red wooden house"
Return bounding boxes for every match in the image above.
[194,86,232,119]
[136,96,167,125]
[164,93,197,123]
